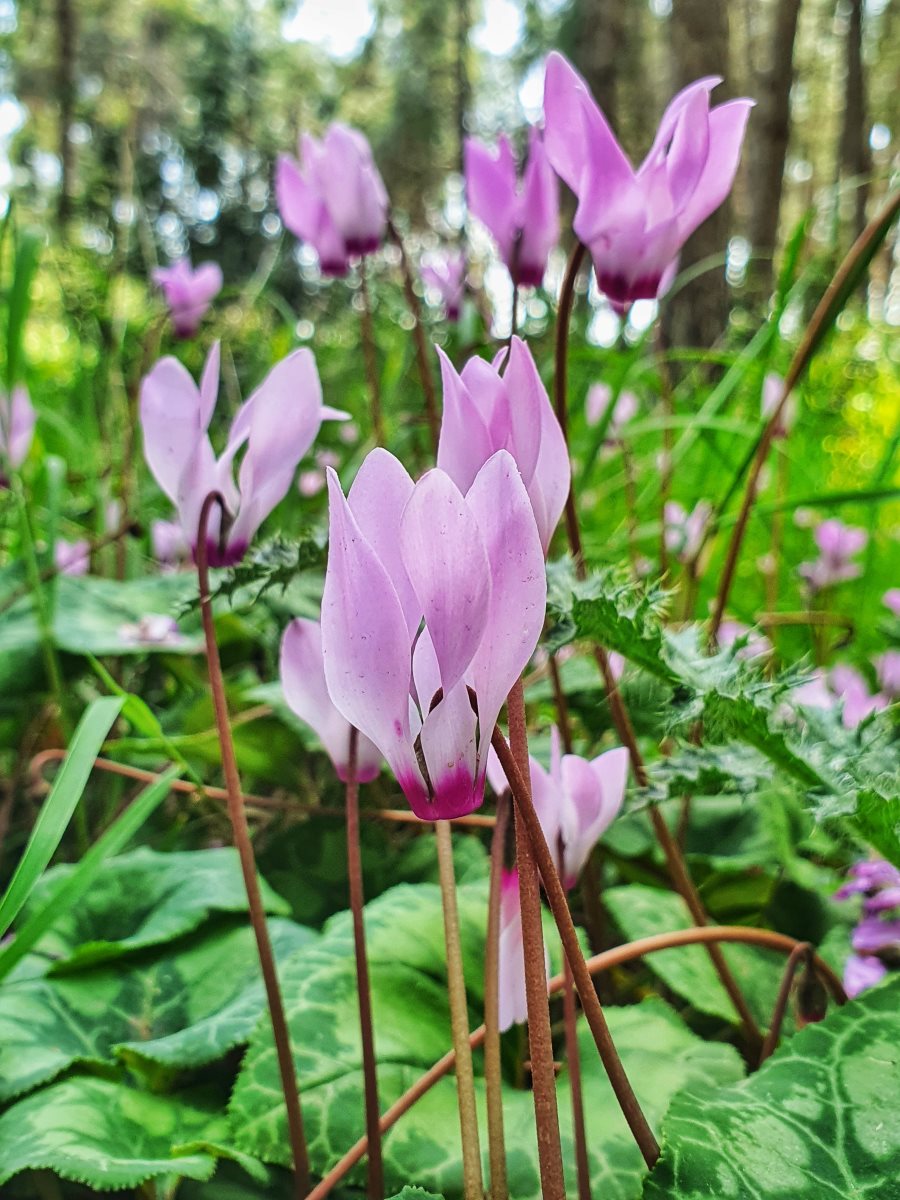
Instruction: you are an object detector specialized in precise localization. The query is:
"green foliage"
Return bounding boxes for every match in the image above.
[550,568,900,865]
[230,881,744,1199]
[24,846,290,970]
[643,978,900,1199]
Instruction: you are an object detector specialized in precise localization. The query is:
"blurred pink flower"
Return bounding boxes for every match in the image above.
[141,342,345,566]
[0,385,35,469]
[760,372,797,438]
[55,538,90,576]
[585,383,639,437]
[276,124,388,276]
[664,500,711,563]
[798,519,868,591]
[874,650,900,699]
[151,519,190,568]
[465,128,559,287]
[152,258,223,338]
[883,588,900,617]
[717,619,772,660]
[543,51,752,311]
[497,868,551,1031]
[420,250,466,321]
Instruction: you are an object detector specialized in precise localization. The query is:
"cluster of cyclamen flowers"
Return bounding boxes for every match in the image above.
[835,860,900,997]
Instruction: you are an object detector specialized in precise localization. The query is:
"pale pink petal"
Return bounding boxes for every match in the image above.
[498,869,528,1031]
[6,385,35,468]
[399,469,491,694]
[321,469,422,803]
[516,130,559,286]
[465,450,547,772]
[140,357,208,503]
[675,99,754,240]
[418,679,480,819]
[281,618,381,783]
[465,135,517,263]
[502,337,545,487]
[436,347,494,496]
[347,448,420,635]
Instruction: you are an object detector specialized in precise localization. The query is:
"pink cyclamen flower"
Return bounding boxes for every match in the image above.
[497,868,551,1031]
[55,538,90,576]
[280,618,381,784]
[664,500,711,563]
[276,124,388,277]
[799,519,867,591]
[152,258,223,339]
[543,51,753,311]
[420,250,467,322]
[884,588,900,617]
[151,518,190,568]
[530,728,628,890]
[436,336,569,556]
[141,342,344,567]
[760,372,796,439]
[465,128,559,288]
[321,448,546,821]
[0,385,36,469]
[829,664,888,729]
[717,619,772,660]
[875,650,900,699]
[585,383,639,437]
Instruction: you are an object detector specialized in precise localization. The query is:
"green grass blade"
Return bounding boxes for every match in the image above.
[0,696,123,941]
[5,227,41,390]
[0,764,181,980]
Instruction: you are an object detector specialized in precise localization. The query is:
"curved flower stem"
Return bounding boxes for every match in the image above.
[358,260,385,446]
[562,950,592,1200]
[196,493,309,1199]
[483,794,510,1200]
[387,217,440,455]
[492,721,659,1168]
[434,818,483,1200]
[554,240,763,1054]
[303,924,844,1199]
[345,728,383,1200]
[759,941,812,1064]
[554,240,588,567]
[710,189,900,640]
[507,680,566,1200]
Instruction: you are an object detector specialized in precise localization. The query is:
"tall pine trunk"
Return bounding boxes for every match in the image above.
[838,0,870,245]
[747,0,803,298]
[665,0,733,349]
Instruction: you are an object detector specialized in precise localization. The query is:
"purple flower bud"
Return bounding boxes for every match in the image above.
[420,250,466,322]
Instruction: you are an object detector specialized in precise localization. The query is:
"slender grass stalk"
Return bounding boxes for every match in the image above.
[304,924,844,1199]
[483,794,510,1200]
[508,681,565,1200]
[619,439,640,576]
[491,722,660,1169]
[358,260,385,446]
[387,218,440,455]
[345,728,383,1200]
[710,189,900,639]
[554,240,763,1053]
[196,493,309,1200]
[434,818,483,1200]
[562,952,592,1200]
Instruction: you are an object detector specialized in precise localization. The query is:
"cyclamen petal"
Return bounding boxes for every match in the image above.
[141,344,329,565]
[280,619,381,783]
[153,258,222,338]
[543,50,752,309]
[497,869,551,1031]
[0,385,36,469]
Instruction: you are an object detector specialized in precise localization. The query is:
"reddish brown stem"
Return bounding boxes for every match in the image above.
[387,218,440,455]
[196,494,309,1198]
[435,819,483,1200]
[345,728,383,1200]
[759,941,811,1064]
[555,246,763,1052]
[508,681,566,1200]
[303,924,844,1199]
[484,795,510,1200]
[28,751,498,828]
[358,260,385,446]
[562,946,592,1200]
[492,721,660,1169]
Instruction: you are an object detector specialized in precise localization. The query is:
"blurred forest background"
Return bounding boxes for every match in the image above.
[6,0,900,343]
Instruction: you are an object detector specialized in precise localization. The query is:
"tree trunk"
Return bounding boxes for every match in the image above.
[665,0,733,349]
[571,0,624,125]
[455,0,470,177]
[839,0,870,244]
[747,0,803,297]
[56,0,76,229]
